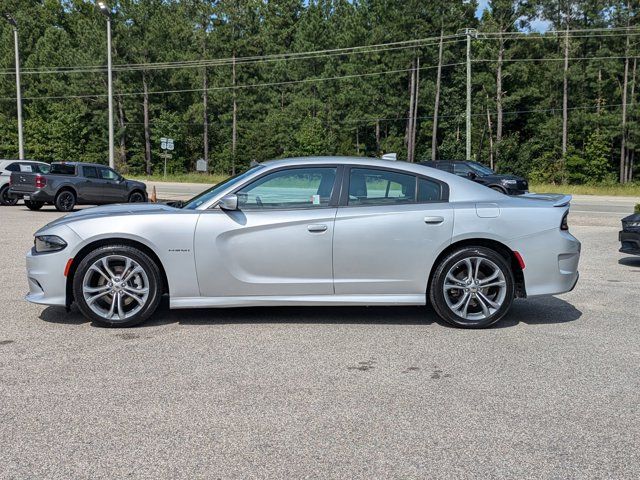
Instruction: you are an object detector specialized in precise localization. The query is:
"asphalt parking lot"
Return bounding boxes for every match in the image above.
[1,200,639,479]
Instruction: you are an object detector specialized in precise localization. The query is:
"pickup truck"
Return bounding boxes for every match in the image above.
[9,162,147,212]
[1,159,50,206]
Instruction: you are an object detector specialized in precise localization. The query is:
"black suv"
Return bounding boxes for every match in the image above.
[420,160,528,195]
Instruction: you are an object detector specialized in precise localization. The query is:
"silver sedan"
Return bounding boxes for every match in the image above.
[25,157,581,328]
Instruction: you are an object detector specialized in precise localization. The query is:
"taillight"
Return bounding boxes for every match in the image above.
[35,174,46,189]
[561,212,569,231]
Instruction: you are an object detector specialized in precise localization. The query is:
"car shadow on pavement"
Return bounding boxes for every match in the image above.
[38,295,581,329]
[618,256,640,267]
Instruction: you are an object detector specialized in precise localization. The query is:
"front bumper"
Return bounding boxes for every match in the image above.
[619,230,640,255]
[506,188,529,196]
[25,226,83,307]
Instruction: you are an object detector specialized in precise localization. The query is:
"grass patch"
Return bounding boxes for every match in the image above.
[129,173,227,184]
[530,182,640,197]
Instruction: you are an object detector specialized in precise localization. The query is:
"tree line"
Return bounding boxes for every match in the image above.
[0,0,638,183]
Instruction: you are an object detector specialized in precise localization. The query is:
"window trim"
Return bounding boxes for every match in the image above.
[338,165,449,207]
[222,164,343,211]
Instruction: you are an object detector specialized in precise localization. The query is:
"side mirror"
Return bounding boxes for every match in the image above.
[219,194,238,211]
[467,171,477,180]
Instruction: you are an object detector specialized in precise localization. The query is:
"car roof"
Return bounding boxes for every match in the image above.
[51,162,107,168]
[0,159,47,164]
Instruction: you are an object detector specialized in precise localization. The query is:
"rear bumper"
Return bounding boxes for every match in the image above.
[9,187,54,202]
[512,229,581,297]
[619,230,640,255]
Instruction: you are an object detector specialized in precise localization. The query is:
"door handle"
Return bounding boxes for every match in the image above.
[424,216,445,224]
[307,224,328,232]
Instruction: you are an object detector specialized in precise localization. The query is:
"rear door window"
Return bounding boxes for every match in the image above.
[83,166,98,178]
[5,163,20,172]
[347,168,416,206]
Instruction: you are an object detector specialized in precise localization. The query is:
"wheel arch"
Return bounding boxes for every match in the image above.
[65,237,170,309]
[56,185,78,199]
[427,237,526,303]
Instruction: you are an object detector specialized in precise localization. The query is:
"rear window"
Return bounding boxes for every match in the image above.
[50,164,76,175]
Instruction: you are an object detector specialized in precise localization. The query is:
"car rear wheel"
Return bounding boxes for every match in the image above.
[0,185,18,206]
[128,191,145,203]
[24,200,44,210]
[429,246,515,328]
[55,190,76,212]
[73,245,163,327]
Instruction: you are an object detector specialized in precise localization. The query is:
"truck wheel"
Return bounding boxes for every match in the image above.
[25,200,44,211]
[55,190,76,212]
[128,191,145,203]
[1,185,18,206]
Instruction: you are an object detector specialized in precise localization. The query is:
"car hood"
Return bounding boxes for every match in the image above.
[126,179,147,190]
[40,203,179,231]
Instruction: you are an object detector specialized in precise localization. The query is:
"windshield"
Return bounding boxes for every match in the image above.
[182,165,263,209]
[468,162,494,176]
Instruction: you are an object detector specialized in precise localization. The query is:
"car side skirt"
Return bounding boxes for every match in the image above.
[170,294,426,309]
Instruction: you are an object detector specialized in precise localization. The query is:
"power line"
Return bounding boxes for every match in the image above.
[0,62,466,102]
[2,26,639,76]
[0,35,466,76]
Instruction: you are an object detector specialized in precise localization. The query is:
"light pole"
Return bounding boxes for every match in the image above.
[98,2,115,169]
[4,13,24,160]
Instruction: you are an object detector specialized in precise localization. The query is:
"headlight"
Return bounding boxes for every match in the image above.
[34,235,67,253]
[625,221,640,228]
[503,179,518,185]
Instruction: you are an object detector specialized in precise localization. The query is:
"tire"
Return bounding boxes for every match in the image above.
[429,246,515,328]
[128,191,145,203]
[490,186,506,194]
[55,190,76,212]
[1,185,18,206]
[24,200,44,210]
[73,245,163,327]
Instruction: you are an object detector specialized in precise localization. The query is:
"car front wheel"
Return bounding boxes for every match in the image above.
[73,245,163,327]
[128,191,145,203]
[429,246,515,328]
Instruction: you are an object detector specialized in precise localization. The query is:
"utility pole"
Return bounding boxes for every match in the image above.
[465,29,477,161]
[4,13,23,159]
[98,2,115,169]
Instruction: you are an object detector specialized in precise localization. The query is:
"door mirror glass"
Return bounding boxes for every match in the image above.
[219,194,238,211]
[467,171,477,180]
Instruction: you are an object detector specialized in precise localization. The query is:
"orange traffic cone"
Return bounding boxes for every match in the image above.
[150,185,157,203]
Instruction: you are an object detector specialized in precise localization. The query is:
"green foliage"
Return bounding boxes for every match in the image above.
[565,131,615,184]
[0,0,636,184]
[635,203,640,214]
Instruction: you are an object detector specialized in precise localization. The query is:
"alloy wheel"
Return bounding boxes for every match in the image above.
[82,255,150,321]
[442,256,507,321]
